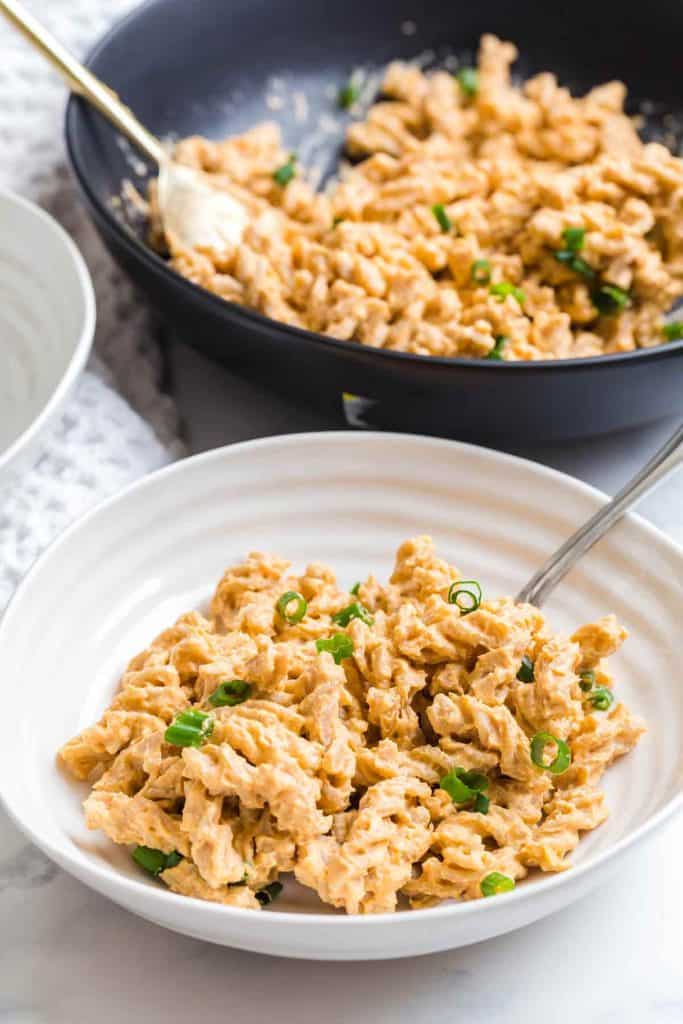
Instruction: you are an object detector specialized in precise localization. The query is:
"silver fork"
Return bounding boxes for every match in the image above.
[517,422,683,606]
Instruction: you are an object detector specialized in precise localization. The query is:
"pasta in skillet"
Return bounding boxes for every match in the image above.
[148,35,683,361]
[59,537,644,913]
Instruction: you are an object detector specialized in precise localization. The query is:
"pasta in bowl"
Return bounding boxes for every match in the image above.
[58,536,644,915]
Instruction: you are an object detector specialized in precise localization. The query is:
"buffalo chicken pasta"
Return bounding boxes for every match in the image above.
[149,35,683,360]
[59,537,644,913]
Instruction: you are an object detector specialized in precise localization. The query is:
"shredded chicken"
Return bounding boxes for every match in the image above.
[149,35,683,360]
[59,536,645,913]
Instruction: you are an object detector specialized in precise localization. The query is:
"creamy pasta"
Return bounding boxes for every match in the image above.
[59,537,645,913]
[148,35,683,360]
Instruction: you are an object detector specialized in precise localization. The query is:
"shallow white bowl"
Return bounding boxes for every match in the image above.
[0,432,681,960]
[0,190,95,487]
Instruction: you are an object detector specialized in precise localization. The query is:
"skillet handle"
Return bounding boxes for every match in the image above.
[0,0,165,165]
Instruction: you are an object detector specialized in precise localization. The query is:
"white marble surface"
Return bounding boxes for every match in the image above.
[1,341,681,1023]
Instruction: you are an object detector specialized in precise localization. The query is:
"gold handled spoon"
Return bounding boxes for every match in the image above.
[0,0,249,254]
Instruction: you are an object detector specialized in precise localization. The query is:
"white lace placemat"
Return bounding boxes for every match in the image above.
[0,0,184,612]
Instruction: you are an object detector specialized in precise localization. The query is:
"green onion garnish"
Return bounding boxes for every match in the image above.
[588,687,614,711]
[471,259,491,284]
[350,581,361,596]
[332,215,345,228]
[447,579,482,615]
[277,591,308,624]
[439,766,488,806]
[530,731,571,775]
[663,321,683,341]
[209,679,252,707]
[132,846,182,876]
[458,769,489,792]
[486,335,507,361]
[474,792,490,814]
[562,227,586,252]
[481,872,515,897]
[578,670,595,692]
[331,602,374,628]
[432,203,452,232]
[569,256,596,281]
[165,709,214,748]
[490,281,525,305]
[456,67,479,98]
[516,656,535,683]
[554,250,597,282]
[132,846,166,875]
[273,154,297,187]
[316,633,354,664]
[255,881,283,906]
[439,768,474,804]
[338,81,360,109]
[592,283,630,315]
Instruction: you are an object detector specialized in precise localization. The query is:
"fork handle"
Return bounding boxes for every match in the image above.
[0,0,165,165]
[516,421,683,606]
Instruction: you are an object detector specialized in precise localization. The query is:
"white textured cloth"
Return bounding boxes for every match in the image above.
[0,0,183,611]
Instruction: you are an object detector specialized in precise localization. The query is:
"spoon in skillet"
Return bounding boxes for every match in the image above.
[0,0,249,255]
[517,422,683,607]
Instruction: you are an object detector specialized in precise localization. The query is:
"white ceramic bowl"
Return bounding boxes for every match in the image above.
[0,190,95,487]
[0,432,681,960]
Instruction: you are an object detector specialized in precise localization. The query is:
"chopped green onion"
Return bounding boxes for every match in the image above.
[132,846,167,875]
[554,250,597,282]
[530,731,571,775]
[457,67,479,98]
[277,591,308,624]
[132,846,182,876]
[588,686,614,711]
[273,153,297,187]
[256,881,283,906]
[562,226,586,252]
[316,633,354,664]
[447,579,482,615]
[331,601,374,628]
[338,81,360,109]
[457,769,489,792]
[439,768,474,804]
[440,766,488,806]
[471,259,491,284]
[663,321,683,341]
[486,335,507,361]
[431,203,452,232]
[332,215,345,227]
[592,283,630,315]
[516,655,535,683]
[569,256,597,281]
[165,708,214,748]
[490,281,525,305]
[350,581,361,596]
[209,679,252,707]
[578,669,595,692]
[474,792,490,814]
[481,872,515,897]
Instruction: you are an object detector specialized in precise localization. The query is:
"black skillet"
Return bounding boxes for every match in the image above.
[65,0,683,441]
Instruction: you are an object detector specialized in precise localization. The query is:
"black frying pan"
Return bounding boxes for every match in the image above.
[65,0,683,441]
